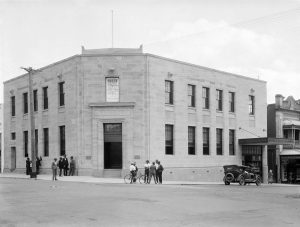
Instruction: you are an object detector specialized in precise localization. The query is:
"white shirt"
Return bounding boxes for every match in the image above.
[129,164,136,172]
[144,163,150,169]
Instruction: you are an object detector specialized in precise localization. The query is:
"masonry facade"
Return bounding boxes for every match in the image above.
[3,47,267,181]
[268,95,300,184]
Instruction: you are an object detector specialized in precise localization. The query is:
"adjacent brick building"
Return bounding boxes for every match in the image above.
[3,47,267,181]
[268,95,300,183]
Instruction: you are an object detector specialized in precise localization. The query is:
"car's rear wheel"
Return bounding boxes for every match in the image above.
[239,176,245,186]
[223,176,230,185]
[225,173,234,182]
[256,176,261,186]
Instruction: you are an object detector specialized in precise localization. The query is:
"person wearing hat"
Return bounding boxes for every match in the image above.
[51,158,58,181]
[129,162,136,183]
[144,160,150,183]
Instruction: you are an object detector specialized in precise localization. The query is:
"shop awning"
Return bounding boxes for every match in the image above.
[283,120,300,126]
[239,137,294,145]
[280,149,300,156]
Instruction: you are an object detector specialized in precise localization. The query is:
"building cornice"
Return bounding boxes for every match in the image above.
[89,102,135,108]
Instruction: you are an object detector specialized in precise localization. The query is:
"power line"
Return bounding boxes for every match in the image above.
[144,6,300,47]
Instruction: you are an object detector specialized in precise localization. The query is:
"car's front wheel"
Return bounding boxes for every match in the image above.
[256,176,261,186]
[239,176,245,186]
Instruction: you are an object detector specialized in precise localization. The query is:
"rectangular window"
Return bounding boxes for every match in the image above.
[33,89,38,112]
[43,128,49,157]
[216,128,223,155]
[216,89,223,111]
[249,95,255,115]
[24,131,28,157]
[23,92,28,114]
[11,96,15,116]
[188,126,196,155]
[106,77,119,102]
[11,132,16,140]
[34,129,38,154]
[165,124,174,155]
[165,80,174,105]
[43,87,48,110]
[202,87,209,109]
[58,82,65,106]
[203,127,210,155]
[59,126,65,156]
[229,92,235,112]
[188,84,195,107]
[229,129,235,155]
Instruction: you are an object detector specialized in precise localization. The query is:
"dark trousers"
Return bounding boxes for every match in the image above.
[144,170,149,183]
[130,171,136,183]
[64,168,68,176]
[52,169,57,180]
[149,173,156,184]
[69,167,75,176]
[59,168,63,176]
[26,167,30,175]
[157,172,162,184]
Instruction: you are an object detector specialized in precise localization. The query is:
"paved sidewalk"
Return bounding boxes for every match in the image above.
[1,173,298,186]
[0,173,223,185]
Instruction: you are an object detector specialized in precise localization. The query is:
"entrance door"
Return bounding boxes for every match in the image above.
[11,147,16,171]
[104,123,122,169]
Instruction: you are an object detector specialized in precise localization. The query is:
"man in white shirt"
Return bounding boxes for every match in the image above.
[129,162,136,183]
[144,160,150,183]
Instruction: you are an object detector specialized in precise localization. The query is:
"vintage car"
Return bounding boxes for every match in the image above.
[223,165,262,186]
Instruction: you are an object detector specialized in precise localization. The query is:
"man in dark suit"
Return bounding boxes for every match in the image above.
[63,155,69,176]
[58,157,64,177]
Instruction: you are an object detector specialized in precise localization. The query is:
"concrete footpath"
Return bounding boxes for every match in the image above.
[0,173,224,185]
[0,173,298,186]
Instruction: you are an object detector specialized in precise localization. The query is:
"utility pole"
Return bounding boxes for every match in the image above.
[111,10,114,48]
[21,67,38,179]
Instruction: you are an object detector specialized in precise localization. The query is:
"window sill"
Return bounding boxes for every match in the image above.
[202,108,210,112]
[229,112,236,117]
[11,116,16,120]
[165,104,174,112]
[58,106,65,113]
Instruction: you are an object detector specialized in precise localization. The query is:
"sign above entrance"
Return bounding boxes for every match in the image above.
[106,77,119,102]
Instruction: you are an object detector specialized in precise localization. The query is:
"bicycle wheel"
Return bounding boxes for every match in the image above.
[139,175,146,184]
[124,174,132,184]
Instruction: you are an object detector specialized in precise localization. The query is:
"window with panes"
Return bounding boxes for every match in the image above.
[216,128,223,155]
[165,80,174,105]
[43,87,48,110]
[35,129,38,154]
[249,95,255,115]
[11,96,15,116]
[203,127,210,155]
[216,89,223,111]
[229,92,235,112]
[24,131,28,157]
[188,126,196,155]
[43,128,49,157]
[23,92,28,114]
[58,82,65,106]
[229,129,235,155]
[59,126,65,156]
[165,124,174,155]
[33,89,38,111]
[188,85,195,107]
[202,87,209,109]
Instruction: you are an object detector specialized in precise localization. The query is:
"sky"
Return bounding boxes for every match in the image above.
[1,0,300,103]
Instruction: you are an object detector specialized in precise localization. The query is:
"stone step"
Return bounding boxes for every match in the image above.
[103,169,122,178]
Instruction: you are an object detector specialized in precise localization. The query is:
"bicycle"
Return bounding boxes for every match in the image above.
[124,171,146,184]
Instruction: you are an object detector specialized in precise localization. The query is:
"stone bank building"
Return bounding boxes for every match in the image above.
[3,47,268,181]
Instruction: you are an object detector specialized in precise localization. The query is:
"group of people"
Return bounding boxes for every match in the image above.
[129,160,164,184]
[25,157,42,175]
[51,155,76,181]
